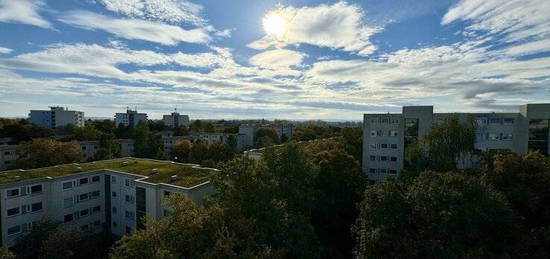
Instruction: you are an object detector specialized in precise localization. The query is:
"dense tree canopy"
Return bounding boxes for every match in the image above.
[16,138,82,169]
[255,127,280,147]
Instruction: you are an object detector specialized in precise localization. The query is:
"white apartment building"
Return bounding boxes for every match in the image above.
[162,112,190,128]
[238,125,257,150]
[363,103,550,182]
[29,106,84,129]
[196,133,246,152]
[0,145,17,171]
[114,109,148,128]
[0,158,215,247]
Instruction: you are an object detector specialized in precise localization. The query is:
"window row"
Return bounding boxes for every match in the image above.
[370,130,399,137]
[368,168,398,174]
[369,118,400,124]
[80,220,101,232]
[63,205,101,223]
[369,155,398,162]
[63,190,101,208]
[476,117,515,125]
[7,202,43,217]
[369,143,398,150]
[62,175,101,190]
[6,184,43,198]
[7,221,39,236]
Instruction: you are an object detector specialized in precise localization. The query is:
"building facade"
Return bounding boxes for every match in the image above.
[162,112,190,128]
[0,159,215,247]
[363,103,550,182]
[114,109,148,128]
[29,106,84,129]
[0,145,17,171]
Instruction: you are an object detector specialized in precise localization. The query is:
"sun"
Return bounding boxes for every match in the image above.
[262,11,286,38]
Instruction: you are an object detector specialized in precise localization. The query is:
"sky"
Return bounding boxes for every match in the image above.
[0,0,549,121]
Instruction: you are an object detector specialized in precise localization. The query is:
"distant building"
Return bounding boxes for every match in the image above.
[363,103,550,182]
[0,145,17,171]
[163,111,190,128]
[114,109,147,128]
[29,106,84,129]
[238,125,257,149]
[273,123,294,140]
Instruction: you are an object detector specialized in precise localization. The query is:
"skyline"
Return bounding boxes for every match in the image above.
[1,0,549,120]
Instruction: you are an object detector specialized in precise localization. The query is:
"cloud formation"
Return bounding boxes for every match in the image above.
[59,11,211,45]
[0,46,12,54]
[99,0,205,25]
[0,0,52,28]
[249,2,380,56]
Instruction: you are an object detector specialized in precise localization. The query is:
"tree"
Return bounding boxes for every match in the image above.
[353,172,521,258]
[207,141,234,163]
[95,133,121,160]
[341,127,362,162]
[132,124,165,159]
[481,151,550,228]
[255,127,279,147]
[0,119,54,143]
[66,124,100,141]
[171,140,192,162]
[16,139,82,169]
[189,120,203,132]
[405,115,476,172]
[0,247,15,259]
[188,140,208,164]
[173,126,189,136]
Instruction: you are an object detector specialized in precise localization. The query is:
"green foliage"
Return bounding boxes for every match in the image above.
[291,125,339,141]
[353,172,521,258]
[66,124,101,141]
[0,247,15,259]
[0,119,54,143]
[255,127,280,147]
[405,115,476,172]
[132,124,165,159]
[173,126,189,136]
[189,120,216,133]
[171,139,192,162]
[95,133,122,160]
[481,151,550,228]
[16,138,82,169]
[188,140,208,164]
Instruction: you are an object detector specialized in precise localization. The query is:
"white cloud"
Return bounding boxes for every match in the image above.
[59,10,211,45]
[442,0,550,43]
[0,46,12,54]
[248,1,380,56]
[249,49,305,69]
[504,38,550,56]
[99,0,205,25]
[0,0,52,28]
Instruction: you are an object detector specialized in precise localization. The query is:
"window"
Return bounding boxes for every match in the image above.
[368,168,376,174]
[502,134,513,141]
[7,188,20,197]
[92,206,101,213]
[80,209,89,217]
[380,156,388,161]
[30,184,42,194]
[62,181,73,190]
[31,202,43,212]
[503,118,515,125]
[7,207,20,216]
[111,176,117,183]
[163,209,171,217]
[380,169,388,174]
[390,144,398,149]
[163,191,171,197]
[125,179,131,187]
[64,213,74,223]
[370,131,376,137]
[113,221,117,228]
[79,193,89,202]
[112,191,117,198]
[91,190,100,198]
[390,157,397,162]
[91,175,100,182]
[125,226,132,234]
[381,144,388,149]
[377,130,384,137]
[125,211,135,221]
[82,146,86,150]
[489,133,499,140]
[79,177,89,185]
[7,225,21,235]
[490,118,501,124]
[369,144,376,150]
[389,170,398,174]
[63,197,74,208]
[125,195,135,204]
[391,119,399,124]
[370,156,376,161]
[390,130,398,136]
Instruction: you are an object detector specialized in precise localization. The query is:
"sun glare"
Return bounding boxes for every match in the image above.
[263,11,286,38]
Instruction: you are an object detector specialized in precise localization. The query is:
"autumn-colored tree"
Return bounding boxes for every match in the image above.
[188,140,208,164]
[16,138,82,169]
[255,127,279,147]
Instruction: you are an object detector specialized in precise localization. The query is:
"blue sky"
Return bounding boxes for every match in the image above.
[0,0,549,120]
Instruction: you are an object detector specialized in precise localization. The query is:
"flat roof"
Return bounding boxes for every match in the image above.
[0,158,216,187]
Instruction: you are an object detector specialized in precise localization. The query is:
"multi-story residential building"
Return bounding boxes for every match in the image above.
[162,111,190,128]
[0,158,216,247]
[114,109,148,128]
[29,106,84,129]
[273,123,294,141]
[363,103,550,182]
[196,133,246,152]
[238,125,257,150]
[0,145,17,171]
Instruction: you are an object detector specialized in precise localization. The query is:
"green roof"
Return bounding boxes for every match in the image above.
[0,158,216,187]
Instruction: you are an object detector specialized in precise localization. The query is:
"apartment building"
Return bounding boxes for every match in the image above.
[0,145,17,171]
[0,158,215,247]
[196,133,247,152]
[114,109,148,128]
[363,103,550,182]
[162,111,190,128]
[238,125,256,150]
[29,106,84,129]
[273,123,294,141]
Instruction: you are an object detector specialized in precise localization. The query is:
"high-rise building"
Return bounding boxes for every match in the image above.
[363,103,550,182]
[0,158,215,247]
[162,111,190,128]
[29,106,84,129]
[114,109,148,128]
